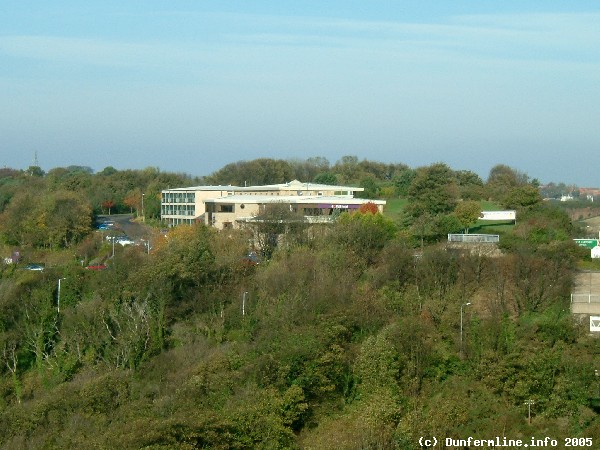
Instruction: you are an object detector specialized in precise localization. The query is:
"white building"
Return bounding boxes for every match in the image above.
[161,180,385,229]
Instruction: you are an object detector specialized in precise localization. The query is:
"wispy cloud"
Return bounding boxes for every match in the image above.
[0,35,216,68]
[1,11,598,70]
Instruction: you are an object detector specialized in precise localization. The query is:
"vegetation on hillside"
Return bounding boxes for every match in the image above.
[0,159,598,448]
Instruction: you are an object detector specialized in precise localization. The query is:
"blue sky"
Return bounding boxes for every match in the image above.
[1,1,599,185]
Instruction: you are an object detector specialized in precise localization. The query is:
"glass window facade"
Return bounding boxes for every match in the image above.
[161,192,196,204]
[161,204,196,216]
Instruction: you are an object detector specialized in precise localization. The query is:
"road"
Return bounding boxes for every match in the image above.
[97,214,149,241]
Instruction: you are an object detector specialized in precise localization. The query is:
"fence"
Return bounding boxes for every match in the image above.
[447,234,499,243]
[571,294,600,304]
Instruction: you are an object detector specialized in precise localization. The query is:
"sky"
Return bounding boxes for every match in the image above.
[1,1,599,186]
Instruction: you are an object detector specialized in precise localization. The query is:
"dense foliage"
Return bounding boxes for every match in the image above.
[0,160,598,448]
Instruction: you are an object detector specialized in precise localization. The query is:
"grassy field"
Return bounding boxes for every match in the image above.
[383,198,514,232]
[383,198,407,222]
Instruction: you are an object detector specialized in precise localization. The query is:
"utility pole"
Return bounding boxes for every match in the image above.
[57,278,65,313]
[524,399,535,424]
[242,291,248,317]
[460,302,471,358]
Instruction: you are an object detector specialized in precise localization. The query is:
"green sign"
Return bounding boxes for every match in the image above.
[574,239,599,249]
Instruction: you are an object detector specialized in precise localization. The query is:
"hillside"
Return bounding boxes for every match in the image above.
[0,161,598,448]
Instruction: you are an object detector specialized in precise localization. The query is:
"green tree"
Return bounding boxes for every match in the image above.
[393,168,417,197]
[206,158,294,185]
[406,163,458,219]
[41,190,93,248]
[357,177,380,199]
[453,200,482,233]
[455,170,484,200]
[486,164,528,202]
[334,210,396,265]
[313,171,338,185]
[503,185,542,210]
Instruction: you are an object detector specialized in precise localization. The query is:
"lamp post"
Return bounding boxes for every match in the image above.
[460,302,471,357]
[524,399,535,424]
[141,193,145,222]
[57,278,66,313]
[242,291,248,317]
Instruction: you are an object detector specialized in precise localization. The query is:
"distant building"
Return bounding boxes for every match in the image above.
[560,194,574,202]
[161,180,385,230]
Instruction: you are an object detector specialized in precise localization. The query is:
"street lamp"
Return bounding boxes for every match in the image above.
[141,193,145,222]
[524,399,535,424]
[242,291,248,317]
[57,278,66,313]
[460,302,471,357]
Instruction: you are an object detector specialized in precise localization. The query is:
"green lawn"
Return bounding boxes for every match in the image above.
[383,198,408,222]
[383,198,515,233]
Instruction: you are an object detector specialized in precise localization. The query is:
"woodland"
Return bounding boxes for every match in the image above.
[0,158,598,449]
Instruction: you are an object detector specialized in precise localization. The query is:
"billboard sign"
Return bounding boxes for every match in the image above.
[574,239,599,249]
[318,204,359,209]
[479,211,516,221]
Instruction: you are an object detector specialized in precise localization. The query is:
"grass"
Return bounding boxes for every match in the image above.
[383,198,407,222]
[576,259,600,271]
[383,198,513,232]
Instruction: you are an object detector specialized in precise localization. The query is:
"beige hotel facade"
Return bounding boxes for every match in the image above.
[161,180,386,230]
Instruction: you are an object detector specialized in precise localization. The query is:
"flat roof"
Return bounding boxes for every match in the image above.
[162,185,245,192]
[204,195,385,205]
[245,179,364,192]
[162,179,364,193]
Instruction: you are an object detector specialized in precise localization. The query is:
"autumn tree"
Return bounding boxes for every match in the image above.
[123,190,141,215]
[358,202,380,215]
[101,200,115,215]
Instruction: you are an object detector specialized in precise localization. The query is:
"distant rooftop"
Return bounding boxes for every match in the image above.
[163,179,363,193]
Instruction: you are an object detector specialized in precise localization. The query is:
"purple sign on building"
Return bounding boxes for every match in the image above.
[317,203,359,209]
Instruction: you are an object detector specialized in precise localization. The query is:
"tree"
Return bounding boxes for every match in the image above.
[123,190,141,215]
[406,163,458,219]
[393,168,417,197]
[101,200,115,215]
[333,155,360,183]
[27,166,45,177]
[357,177,380,199]
[42,191,93,248]
[334,211,396,264]
[0,190,41,246]
[455,170,484,200]
[206,159,294,186]
[503,185,542,210]
[247,203,308,259]
[486,164,528,202]
[358,202,379,215]
[313,172,338,185]
[453,201,482,233]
